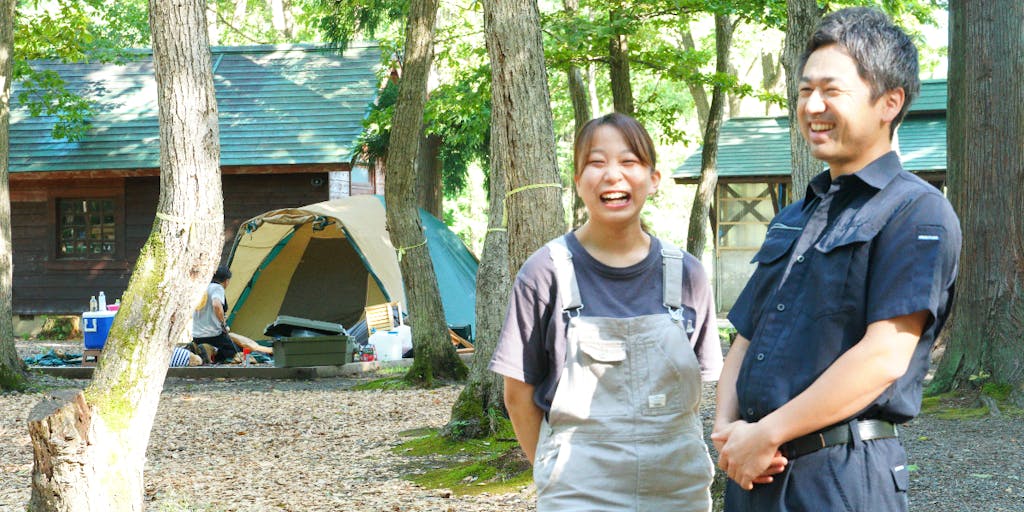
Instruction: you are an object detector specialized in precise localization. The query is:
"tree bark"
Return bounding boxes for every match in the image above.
[685,14,734,260]
[930,0,1024,398]
[564,0,589,229]
[27,1,224,509]
[0,0,26,392]
[782,0,822,196]
[484,0,566,276]
[387,0,467,387]
[608,6,634,115]
[761,51,782,116]
[445,134,510,439]
[415,132,443,218]
[679,23,709,129]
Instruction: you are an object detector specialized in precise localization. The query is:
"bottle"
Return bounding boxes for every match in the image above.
[97,291,107,310]
[89,296,98,312]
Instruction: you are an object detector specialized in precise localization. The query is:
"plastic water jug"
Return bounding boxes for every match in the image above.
[368,326,411,362]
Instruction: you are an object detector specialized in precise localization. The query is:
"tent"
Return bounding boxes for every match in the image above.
[224,195,478,340]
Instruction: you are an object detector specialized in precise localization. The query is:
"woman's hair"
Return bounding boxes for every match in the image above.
[573,113,656,177]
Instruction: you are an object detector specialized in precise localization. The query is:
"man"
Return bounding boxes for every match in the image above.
[191,265,240,364]
[712,7,961,511]
[191,266,274,364]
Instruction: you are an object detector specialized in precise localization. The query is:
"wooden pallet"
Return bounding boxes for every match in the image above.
[82,349,103,367]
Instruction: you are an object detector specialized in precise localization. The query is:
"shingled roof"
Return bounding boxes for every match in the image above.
[9,42,382,173]
[673,79,947,182]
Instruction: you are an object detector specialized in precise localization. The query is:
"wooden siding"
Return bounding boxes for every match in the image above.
[12,173,332,315]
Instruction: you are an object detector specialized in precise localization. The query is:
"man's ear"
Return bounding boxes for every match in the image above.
[880,87,906,124]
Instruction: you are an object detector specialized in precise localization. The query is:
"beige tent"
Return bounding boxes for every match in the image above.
[224,195,478,340]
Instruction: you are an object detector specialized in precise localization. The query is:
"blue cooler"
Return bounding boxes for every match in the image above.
[83,310,117,349]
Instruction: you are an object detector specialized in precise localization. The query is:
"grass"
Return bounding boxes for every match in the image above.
[395,421,532,496]
[350,375,413,391]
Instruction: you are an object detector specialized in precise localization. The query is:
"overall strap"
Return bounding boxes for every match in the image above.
[546,236,583,314]
[660,239,684,312]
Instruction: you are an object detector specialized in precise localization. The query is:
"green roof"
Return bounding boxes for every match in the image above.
[673,79,947,181]
[10,43,382,173]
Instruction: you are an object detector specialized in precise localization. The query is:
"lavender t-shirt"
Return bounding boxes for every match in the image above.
[489,233,722,412]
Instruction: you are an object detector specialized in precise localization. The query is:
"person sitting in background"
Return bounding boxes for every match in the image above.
[190,265,273,364]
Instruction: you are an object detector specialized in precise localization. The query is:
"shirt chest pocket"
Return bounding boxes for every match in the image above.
[810,222,880,317]
[750,225,802,267]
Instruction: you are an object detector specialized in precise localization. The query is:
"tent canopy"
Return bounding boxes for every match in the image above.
[224,195,478,340]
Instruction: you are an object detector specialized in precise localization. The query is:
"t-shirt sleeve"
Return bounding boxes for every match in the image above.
[685,255,723,382]
[866,192,962,326]
[210,284,226,307]
[489,253,555,385]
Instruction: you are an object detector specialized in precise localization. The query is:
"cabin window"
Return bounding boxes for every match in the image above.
[56,198,118,259]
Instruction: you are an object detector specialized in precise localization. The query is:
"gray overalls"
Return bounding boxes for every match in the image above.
[533,237,714,511]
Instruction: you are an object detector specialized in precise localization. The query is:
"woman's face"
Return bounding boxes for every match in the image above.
[574,124,660,228]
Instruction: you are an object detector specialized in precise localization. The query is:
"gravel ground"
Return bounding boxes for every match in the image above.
[2,341,1022,511]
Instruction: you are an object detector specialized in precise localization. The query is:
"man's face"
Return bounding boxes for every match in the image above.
[798,44,902,177]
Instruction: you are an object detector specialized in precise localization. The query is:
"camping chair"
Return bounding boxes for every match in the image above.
[364,301,401,332]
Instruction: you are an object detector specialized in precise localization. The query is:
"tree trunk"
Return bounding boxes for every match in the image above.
[761,51,782,116]
[564,0,589,229]
[388,0,467,387]
[930,0,1024,400]
[0,0,26,392]
[415,131,443,218]
[782,0,822,196]
[445,137,510,439]
[484,0,566,276]
[27,1,223,509]
[608,7,634,115]
[679,23,709,129]
[685,14,734,260]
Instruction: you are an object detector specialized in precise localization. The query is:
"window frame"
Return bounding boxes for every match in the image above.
[47,186,126,268]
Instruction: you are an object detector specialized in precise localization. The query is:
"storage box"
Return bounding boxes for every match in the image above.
[82,310,117,349]
[272,335,356,367]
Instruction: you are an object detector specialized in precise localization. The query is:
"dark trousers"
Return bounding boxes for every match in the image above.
[192,332,238,363]
[725,437,910,512]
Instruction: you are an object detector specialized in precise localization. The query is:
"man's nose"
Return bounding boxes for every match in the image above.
[803,89,826,114]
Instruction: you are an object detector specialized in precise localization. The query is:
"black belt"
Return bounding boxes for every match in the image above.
[782,419,897,459]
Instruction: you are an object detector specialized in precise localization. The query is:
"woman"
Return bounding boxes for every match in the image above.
[489,113,723,510]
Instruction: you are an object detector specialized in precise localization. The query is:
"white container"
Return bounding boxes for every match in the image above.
[368,325,411,361]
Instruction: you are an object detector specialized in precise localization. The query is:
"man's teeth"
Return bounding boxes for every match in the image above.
[811,123,833,131]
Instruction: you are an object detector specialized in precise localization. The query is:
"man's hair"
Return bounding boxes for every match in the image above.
[212,265,232,283]
[799,7,920,137]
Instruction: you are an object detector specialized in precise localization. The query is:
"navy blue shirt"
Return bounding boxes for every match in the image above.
[728,152,961,424]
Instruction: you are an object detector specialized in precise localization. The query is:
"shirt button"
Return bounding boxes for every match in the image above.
[776,303,786,311]
[747,408,755,416]
[756,353,765,361]
[796,254,805,263]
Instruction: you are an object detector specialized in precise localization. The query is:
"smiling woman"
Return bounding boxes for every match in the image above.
[490,113,723,511]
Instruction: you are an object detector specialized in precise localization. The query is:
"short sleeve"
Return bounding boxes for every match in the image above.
[684,254,723,382]
[210,284,226,306]
[866,192,961,325]
[489,252,556,385]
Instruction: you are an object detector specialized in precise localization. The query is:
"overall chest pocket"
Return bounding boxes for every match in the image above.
[558,338,632,418]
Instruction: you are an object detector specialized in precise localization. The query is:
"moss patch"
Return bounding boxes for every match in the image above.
[920,389,1024,419]
[350,376,413,391]
[396,423,530,496]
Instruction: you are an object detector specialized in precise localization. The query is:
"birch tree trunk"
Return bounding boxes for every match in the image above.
[0,0,26,392]
[931,0,1024,402]
[445,142,509,438]
[27,0,223,509]
[686,14,734,260]
[782,0,822,196]
[564,0,589,229]
[608,6,634,115]
[387,0,467,386]
[484,0,566,275]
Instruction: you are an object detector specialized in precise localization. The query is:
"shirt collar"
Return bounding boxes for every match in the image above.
[801,151,903,210]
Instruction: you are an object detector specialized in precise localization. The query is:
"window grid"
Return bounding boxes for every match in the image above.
[57,199,116,259]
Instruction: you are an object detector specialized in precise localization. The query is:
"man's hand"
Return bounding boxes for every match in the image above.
[712,420,787,490]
